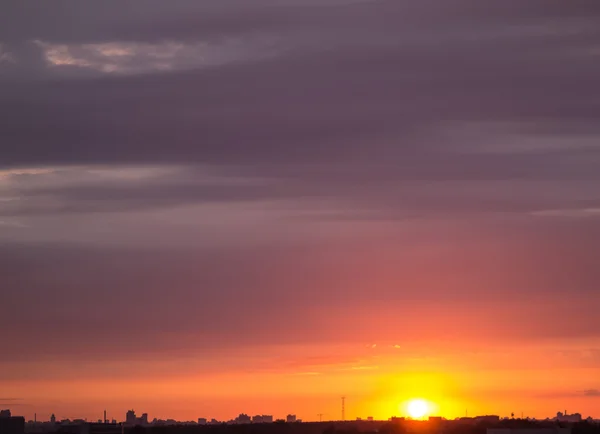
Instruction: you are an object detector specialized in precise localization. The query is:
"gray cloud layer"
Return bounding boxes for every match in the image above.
[1,0,600,366]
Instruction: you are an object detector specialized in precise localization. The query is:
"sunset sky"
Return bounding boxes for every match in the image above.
[1,0,600,423]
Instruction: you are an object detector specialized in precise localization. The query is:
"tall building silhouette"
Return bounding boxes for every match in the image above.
[126,410,137,426]
[0,411,25,434]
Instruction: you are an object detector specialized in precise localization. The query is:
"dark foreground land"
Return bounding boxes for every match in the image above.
[48,419,600,434]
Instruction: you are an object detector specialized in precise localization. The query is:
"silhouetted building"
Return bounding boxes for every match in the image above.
[286,415,296,423]
[125,410,148,426]
[556,412,581,423]
[475,416,501,423]
[0,411,11,419]
[126,411,136,426]
[235,414,251,424]
[429,417,443,423]
[0,415,25,434]
[367,417,374,421]
[51,414,56,424]
[251,415,272,424]
[198,419,207,425]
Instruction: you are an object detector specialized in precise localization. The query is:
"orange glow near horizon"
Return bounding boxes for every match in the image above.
[4,338,600,422]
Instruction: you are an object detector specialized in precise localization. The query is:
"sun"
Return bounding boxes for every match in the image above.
[407,399,429,419]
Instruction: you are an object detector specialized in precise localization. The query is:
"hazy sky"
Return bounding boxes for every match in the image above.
[1,0,600,423]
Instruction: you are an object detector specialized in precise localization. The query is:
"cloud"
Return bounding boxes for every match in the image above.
[0,219,26,228]
[2,164,599,227]
[32,37,281,75]
[2,20,600,186]
[531,208,600,218]
[583,389,600,396]
[0,44,15,64]
[0,164,284,218]
[0,398,25,407]
[2,1,600,243]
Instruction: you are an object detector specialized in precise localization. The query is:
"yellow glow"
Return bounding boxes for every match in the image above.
[407,399,429,419]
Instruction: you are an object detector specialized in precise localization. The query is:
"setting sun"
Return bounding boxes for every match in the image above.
[407,399,429,419]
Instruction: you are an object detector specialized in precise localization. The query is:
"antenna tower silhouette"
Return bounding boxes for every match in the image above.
[341,396,346,421]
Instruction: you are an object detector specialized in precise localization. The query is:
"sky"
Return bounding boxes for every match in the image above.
[1,0,600,423]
